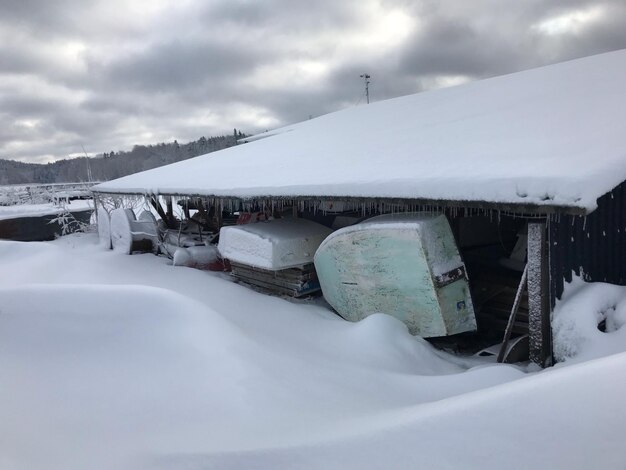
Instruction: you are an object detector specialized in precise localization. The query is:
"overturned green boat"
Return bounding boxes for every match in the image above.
[314,213,477,337]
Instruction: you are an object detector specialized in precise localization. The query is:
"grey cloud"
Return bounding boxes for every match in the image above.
[0,94,69,117]
[0,44,45,75]
[0,43,87,88]
[205,0,359,32]
[1,0,625,163]
[0,0,98,37]
[400,20,524,78]
[93,39,267,93]
[542,2,626,60]
[398,0,626,83]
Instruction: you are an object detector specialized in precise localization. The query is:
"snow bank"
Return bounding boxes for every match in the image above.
[182,352,626,470]
[0,235,526,470]
[0,284,247,470]
[553,277,626,364]
[172,245,219,269]
[94,50,626,213]
[2,234,625,469]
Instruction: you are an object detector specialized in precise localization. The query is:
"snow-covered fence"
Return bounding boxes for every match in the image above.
[0,182,95,207]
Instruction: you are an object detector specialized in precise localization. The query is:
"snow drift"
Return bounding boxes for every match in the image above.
[553,277,626,364]
[2,235,626,469]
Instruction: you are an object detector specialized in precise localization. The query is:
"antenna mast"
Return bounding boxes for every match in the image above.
[360,73,371,104]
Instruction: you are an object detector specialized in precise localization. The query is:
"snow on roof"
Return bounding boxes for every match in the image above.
[93,49,626,214]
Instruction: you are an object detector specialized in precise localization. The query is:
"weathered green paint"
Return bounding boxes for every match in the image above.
[314,214,476,337]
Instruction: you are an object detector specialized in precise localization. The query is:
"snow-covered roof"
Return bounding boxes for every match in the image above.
[93,49,626,214]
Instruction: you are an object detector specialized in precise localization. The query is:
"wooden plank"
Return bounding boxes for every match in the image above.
[148,196,170,227]
[165,197,175,227]
[475,314,529,335]
[497,265,528,363]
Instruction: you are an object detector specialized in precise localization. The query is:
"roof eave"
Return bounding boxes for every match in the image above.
[91,189,590,216]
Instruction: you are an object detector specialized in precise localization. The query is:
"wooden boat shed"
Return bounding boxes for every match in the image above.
[92,49,626,367]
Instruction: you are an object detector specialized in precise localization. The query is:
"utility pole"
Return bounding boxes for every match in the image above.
[360,73,371,104]
[81,144,93,183]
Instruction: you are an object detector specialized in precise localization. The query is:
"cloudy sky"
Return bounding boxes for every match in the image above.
[1,0,625,163]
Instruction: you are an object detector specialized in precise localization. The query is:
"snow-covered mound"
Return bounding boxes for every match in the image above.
[0,235,527,470]
[94,50,626,213]
[2,235,626,469]
[182,352,626,470]
[553,277,626,364]
[172,245,219,269]
[0,284,247,469]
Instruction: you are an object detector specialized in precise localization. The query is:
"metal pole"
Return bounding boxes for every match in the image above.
[360,74,371,104]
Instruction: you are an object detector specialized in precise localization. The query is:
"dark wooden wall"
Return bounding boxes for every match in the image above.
[0,209,92,242]
[549,180,626,307]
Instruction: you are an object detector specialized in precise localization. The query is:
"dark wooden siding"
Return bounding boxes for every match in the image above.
[0,209,92,242]
[549,180,626,307]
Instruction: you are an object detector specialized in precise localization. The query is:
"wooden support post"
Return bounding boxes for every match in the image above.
[148,196,170,228]
[527,220,552,367]
[93,194,100,224]
[166,196,175,227]
[216,199,223,229]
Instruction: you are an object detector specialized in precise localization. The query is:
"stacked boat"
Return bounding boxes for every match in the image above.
[217,218,333,297]
[98,207,479,336]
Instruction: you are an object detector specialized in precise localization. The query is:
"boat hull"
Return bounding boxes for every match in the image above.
[314,214,477,337]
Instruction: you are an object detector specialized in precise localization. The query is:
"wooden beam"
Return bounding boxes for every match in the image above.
[91,191,590,216]
[165,196,175,227]
[497,264,528,363]
[527,221,553,367]
[148,196,171,228]
[216,199,223,229]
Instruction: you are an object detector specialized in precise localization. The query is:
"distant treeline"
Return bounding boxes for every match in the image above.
[0,130,246,185]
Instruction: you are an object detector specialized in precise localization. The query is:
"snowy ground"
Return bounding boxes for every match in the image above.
[1,234,625,469]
